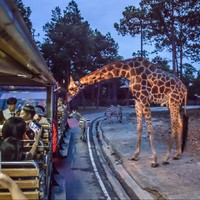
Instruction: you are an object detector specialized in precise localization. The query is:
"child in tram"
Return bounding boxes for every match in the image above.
[2,117,26,140]
[0,116,42,161]
[33,105,49,124]
[0,129,42,161]
[19,104,43,140]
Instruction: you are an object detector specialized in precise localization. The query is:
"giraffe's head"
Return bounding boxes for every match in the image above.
[67,76,81,102]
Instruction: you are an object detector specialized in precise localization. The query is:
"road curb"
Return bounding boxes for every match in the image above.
[94,118,154,200]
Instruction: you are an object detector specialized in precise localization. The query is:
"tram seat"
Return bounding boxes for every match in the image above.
[40,134,52,198]
[41,123,51,131]
[0,161,43,200]
[40,124,52,162]
[41,123,52,145]
[57,110,69,150]
[21,140,52,196]
[57,111,64,118]
[57,111,65,128]
[36,125,53,186]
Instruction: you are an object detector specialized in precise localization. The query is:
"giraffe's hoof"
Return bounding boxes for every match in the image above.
[151,163,159,168]
[128,157,138,161]
[162,161,170,165]
[172,156,180,160]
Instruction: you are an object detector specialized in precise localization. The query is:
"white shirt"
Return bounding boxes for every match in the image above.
[3,108,17,120]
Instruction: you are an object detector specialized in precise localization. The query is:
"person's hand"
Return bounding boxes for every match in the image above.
[0,172,13,189]
[0,173,27,199]
[34,127,42,144]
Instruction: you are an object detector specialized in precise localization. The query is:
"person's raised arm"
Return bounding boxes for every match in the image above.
[0,172,27,200]
[25,127,43,160]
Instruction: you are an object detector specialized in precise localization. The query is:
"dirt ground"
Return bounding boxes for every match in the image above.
[81,106,200,199]
[148,108,200,155]
[81,106,200,156]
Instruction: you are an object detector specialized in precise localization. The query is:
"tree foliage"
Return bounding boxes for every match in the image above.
[114,0,200,75]
[15,0,34,35]
[40,0,119,83]
[151,56,171,72]
[182,63,197,87]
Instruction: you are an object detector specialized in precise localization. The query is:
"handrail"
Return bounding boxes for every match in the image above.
[2,160,39,168]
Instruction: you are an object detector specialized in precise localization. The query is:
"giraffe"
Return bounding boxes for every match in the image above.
[67,57,188,167]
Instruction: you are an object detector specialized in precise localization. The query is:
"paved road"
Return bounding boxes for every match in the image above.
[52,105,200,200]
[82,105,200,200]
[53,120,121,200]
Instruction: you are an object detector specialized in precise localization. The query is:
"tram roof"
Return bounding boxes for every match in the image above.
[0,0,57,86]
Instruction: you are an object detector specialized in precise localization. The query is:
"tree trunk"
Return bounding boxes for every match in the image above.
[80,91,86,110]
[179,44,183,80]
[96,84,100,109]
[112,81,118,105]
[126,89,130,106]
[91,86,95,106]
[171,0,177,76]
[108,82,111,105]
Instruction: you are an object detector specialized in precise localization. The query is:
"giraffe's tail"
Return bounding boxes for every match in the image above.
[181,90,189,153]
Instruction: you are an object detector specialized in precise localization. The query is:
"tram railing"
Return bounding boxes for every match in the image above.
[0,161,42,200]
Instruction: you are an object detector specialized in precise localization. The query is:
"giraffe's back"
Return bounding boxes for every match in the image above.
[147,68,187,106]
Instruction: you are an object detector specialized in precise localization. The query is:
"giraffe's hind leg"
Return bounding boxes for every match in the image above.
[173,113,182,160]
[163,132,175,165]
[163,109,182,164]
[143,107,159,168]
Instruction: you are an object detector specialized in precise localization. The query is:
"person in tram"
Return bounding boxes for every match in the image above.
[3,97,18,120]
[19,104,42,140]
[0,172,27,200]
[1,117,26,140]
[0,117,43,161]
[33,105,49,124]
[0,110,6,125]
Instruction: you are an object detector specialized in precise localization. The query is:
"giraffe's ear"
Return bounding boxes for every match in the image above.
[70,76,74,83]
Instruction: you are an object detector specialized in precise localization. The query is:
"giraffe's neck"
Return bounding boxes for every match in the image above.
[68,57,187,110]
[79,59,135,85]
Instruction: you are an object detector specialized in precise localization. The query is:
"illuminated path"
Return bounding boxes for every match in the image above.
[52,118,120,200]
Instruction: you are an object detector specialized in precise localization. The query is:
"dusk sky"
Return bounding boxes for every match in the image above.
[22,0,198,69]
[22,0,154,60]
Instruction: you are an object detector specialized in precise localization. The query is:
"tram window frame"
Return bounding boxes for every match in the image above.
[0,88,47,112]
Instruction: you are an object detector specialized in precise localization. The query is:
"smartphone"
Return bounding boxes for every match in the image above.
[29,121,40,133]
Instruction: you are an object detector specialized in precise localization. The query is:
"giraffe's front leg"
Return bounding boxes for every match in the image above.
[131,121,142,161]
[130,101,142,161]
[144,109,159,168]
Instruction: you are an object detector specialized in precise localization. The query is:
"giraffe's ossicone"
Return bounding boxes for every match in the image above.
[67,57,188,167]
